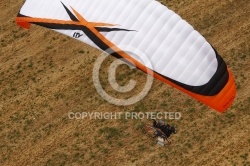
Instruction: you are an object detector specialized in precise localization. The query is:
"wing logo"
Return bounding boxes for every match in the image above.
[73,32,84,38]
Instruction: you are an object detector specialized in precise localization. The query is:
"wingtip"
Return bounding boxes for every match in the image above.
[16,17,31,29]
[211,69,236,113]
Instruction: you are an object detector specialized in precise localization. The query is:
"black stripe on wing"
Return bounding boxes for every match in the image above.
[61,2,79,22]
[96,27,136,32]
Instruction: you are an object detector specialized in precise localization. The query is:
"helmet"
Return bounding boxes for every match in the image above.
[158,120,165,126]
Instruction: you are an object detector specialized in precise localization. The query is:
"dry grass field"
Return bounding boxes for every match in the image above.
[0,0,249,165]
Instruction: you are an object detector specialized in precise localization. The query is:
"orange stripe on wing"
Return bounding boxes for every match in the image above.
[70,6,118,28]
[16,17,81,26]
[16,16,117,29]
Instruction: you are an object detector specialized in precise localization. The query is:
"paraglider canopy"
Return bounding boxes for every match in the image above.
[16,0,236,112]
